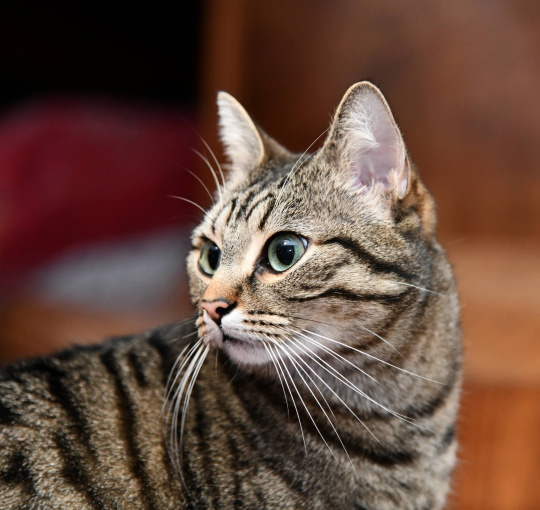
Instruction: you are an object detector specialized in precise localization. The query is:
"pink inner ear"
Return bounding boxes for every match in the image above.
[345,93,407,196]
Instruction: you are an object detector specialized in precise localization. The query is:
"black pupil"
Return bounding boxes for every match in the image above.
[276,240,296,266]
[207,245,220,270]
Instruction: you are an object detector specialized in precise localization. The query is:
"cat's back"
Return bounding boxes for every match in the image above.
[0,324,188,510]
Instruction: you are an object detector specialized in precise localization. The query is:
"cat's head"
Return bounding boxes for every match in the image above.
[187,82,437,369]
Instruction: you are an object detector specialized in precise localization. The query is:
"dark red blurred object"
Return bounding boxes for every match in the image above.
[0,97,198,284]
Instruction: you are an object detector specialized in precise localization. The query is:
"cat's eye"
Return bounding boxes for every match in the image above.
[267,233,307,272]
[199,241,221,276]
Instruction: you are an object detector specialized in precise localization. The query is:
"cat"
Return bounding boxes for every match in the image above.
[0,82,462,509]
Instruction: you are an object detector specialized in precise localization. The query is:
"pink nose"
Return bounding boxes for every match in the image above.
[201,300,233,322]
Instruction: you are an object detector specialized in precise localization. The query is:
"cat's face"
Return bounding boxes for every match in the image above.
[188,83,436,369]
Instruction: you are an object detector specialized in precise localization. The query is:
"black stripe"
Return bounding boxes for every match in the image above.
[225,378,310,500]
[0,399,17,425]
[100,349,157,510]
[234,188,260,222]
[258,196,276,230]
[403,361,460,420]
[211,199,233,232]
[358,445,415,467]
[205,369,248,510]
[53,432,109,509]
[224,198,238,226]
[276,174,289,189]
[0,451,36,498]
[147,332,175,386]
[192,382,221,509]
[245,192,274,222]
[246,310,288,318]
[47,366,97,460]
[127,350,149,387]
[439,425,456,452]
[321,237,415,281]
[297,410,416,468]
[178,441,201,509]
[287,287,410,305]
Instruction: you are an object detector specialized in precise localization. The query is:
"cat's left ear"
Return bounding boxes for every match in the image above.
[217,92,293,184]
[319,82,409,200]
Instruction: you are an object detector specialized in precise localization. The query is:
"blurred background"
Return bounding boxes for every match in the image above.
[1,2,539,508]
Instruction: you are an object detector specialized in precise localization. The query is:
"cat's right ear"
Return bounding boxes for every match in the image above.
[217,92,265,175]
[217,92,293,184]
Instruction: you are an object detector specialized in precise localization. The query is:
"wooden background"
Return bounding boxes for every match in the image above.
[2,1,539,508]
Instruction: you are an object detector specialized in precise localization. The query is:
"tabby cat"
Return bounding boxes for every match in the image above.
[0,82,462,509]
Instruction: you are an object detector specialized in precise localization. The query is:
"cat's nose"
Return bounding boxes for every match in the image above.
[201,300,235,324]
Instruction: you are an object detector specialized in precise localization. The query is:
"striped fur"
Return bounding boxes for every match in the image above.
[0,83,461,509]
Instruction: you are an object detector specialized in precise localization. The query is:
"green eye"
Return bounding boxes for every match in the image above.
[199,241,221,276]
[267,233,307,272]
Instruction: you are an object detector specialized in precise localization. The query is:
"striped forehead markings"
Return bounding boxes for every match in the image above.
[210,197,236,233]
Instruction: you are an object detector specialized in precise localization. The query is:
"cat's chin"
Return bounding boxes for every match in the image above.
[221,335,270,366]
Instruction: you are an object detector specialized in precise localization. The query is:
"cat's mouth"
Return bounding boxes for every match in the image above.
[222,334,249,345]
[200,311,270,365]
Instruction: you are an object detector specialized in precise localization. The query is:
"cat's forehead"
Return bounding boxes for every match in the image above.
[194,162,302,237]
[193,157,392,252]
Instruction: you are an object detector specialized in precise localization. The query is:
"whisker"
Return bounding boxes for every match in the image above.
[162,340,202,416]
[284,331,418,428]
[279,342,336,420]
[169,343,206,481]
[297,327,444,385]
[262,340,290,418]
[274,127,330,207]
[284,313,401,356]
[273,342,346,470]
[198,136,226,190]
[392,281,445,297]
[267,342,307,453]
[281,338,382,449]
[277,325,381,386]
[168,195,208,215]
[178,344,209,476]
[357,324,402,357]
[192,149,223,201]
[182,166,216,204]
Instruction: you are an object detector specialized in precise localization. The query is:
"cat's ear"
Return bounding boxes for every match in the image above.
[217,92,293,182]
[320,82,409,199]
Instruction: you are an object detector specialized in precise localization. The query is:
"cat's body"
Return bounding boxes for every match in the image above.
[0,83,462,509]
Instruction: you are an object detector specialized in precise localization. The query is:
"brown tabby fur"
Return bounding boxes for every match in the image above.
[0,83,462,509]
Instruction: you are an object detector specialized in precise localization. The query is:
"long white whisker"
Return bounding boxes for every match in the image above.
[279,340,336,419]
[163,340,203,412]
[198,136,226,190]
[286,315,401,356]
[182,166,216,204]
[357,324,402,356]
[284,332,418,428]
[168,195,208,215]
[277,325,381,386]
[274,342,345,470]
[268,343,307,453]
[281,338,381,449]
[179,344,209,474]
[392,281,445,297]
[274,128,330,207]
[262,340,290,418]
[297,327,444,385]
[169,343,206,481]
[192,149,223,201]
